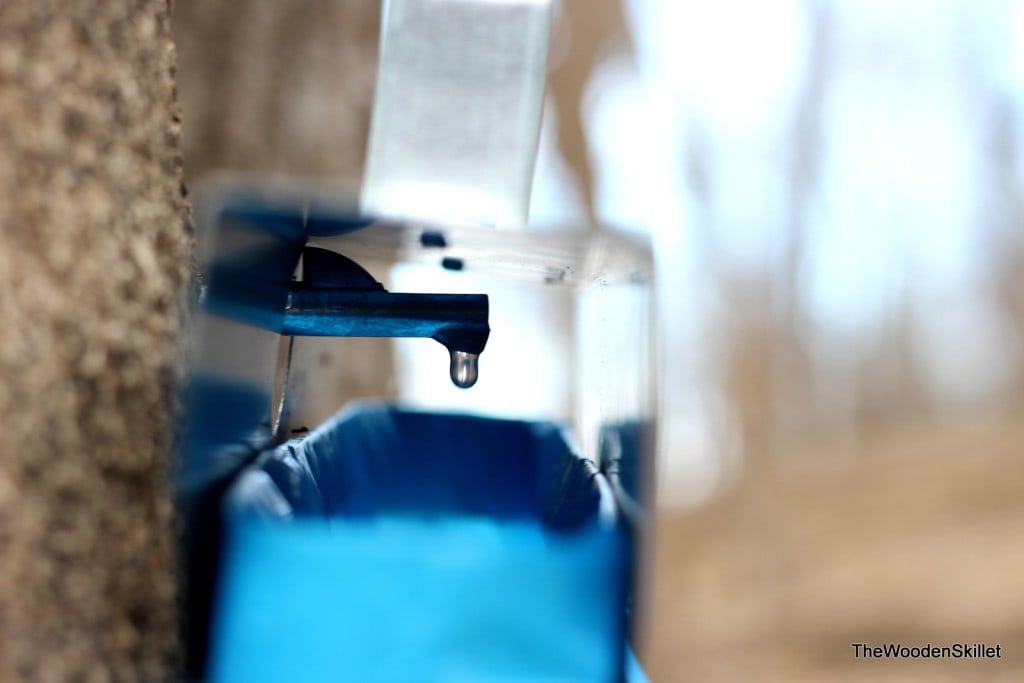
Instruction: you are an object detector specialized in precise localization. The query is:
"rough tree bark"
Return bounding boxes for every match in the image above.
[0,2,189,681]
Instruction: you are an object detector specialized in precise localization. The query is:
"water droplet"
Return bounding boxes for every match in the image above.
[449,350,479,388]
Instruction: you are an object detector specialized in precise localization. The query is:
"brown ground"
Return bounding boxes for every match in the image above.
[644,408,1024,682]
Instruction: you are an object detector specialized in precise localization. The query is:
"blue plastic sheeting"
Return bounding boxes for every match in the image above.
[210,405,630,682]
[599,422,648,516]
[211,517,624,682]
[626,648,650,683]
[179,374,271,490]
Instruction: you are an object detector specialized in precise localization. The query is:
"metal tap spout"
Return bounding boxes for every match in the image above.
[283,247,490,386]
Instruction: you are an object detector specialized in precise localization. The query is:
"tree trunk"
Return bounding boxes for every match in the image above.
[0,2,189,680]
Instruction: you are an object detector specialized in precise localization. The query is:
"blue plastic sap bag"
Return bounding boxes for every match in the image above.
[210,405,630,682]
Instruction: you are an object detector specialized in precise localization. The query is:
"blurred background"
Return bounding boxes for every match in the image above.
[174,1,1024,680]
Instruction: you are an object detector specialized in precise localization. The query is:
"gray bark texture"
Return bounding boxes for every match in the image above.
[0,2,189,681]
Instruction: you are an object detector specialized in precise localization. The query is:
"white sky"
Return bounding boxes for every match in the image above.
[531,0,1024,504]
